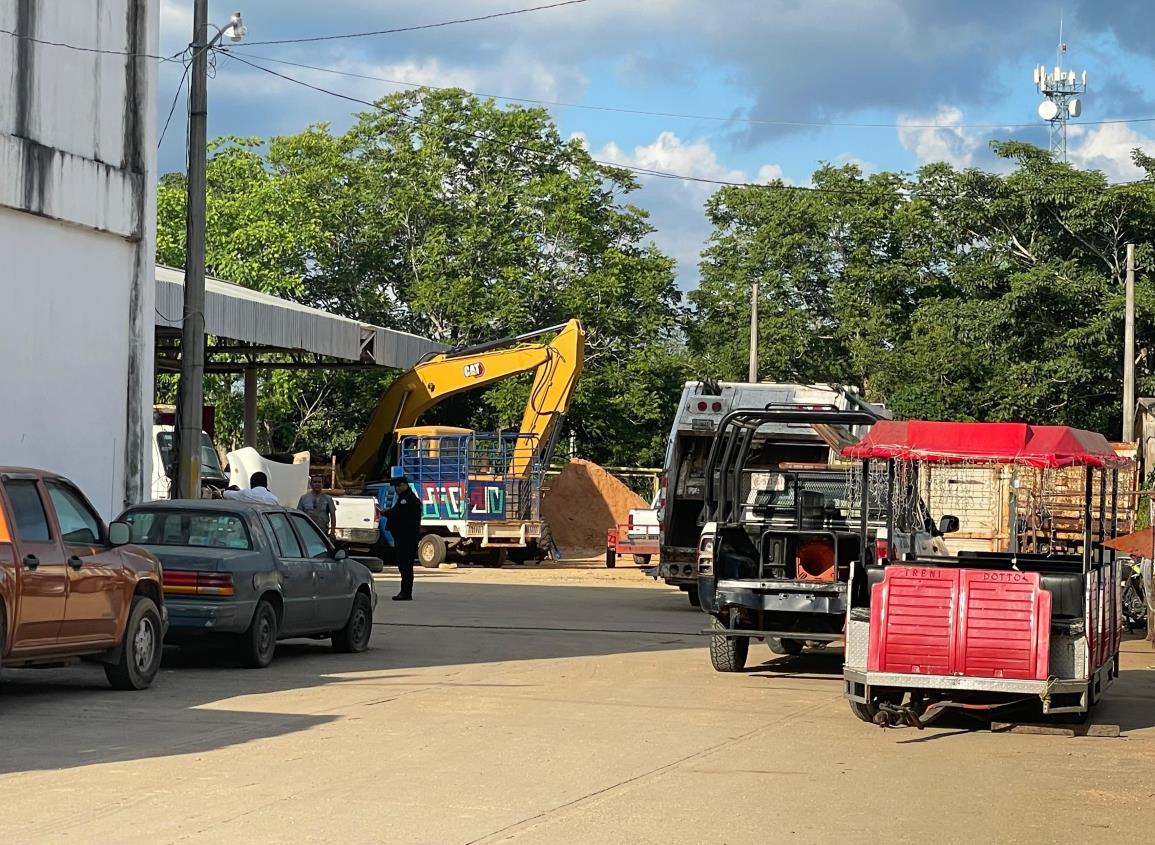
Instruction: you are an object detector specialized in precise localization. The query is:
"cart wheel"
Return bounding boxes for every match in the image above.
[849,699,879,723]
[605,548,617,568]
[708,617,748,672]
[632,553,652,566]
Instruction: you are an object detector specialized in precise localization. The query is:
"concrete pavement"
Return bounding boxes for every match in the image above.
[1,566,1154,844]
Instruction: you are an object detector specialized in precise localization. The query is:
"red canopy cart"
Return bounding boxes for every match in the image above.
[841,421,1127,726]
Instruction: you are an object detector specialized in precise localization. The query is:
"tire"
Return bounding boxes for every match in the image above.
[420,535,445,567]
[849,699,879,723]
[355,556,385,574]
[687,586,702,608]
[105,595,163,690]
[632,554,652,566]
[768,637,804,656]
[241,599,278,669]
[480,548,507,568]
[418,534,447,569]
[333,592,374,653]
[606,548,617,568]
[708,617,748,672]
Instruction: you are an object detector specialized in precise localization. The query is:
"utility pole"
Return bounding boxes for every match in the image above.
[748,281,759,383]
[174,7,245,498]
[1123,243,1137,442]
[175,0,210,499]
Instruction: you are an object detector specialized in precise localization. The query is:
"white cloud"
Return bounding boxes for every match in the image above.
[582,132,787,289]
[897,106,982,167]
[1067,122,1155,181]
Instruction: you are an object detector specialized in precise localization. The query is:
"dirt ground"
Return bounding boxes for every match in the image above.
[1,565,1154,844]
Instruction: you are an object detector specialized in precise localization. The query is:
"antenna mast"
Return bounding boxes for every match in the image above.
[1033,15,1087,162]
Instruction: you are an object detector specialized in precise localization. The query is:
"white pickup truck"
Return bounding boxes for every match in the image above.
[333,495,380,547]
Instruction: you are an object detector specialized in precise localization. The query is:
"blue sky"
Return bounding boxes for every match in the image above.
[157,0,1155,288]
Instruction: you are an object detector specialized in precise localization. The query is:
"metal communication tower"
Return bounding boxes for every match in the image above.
[1033,23,1087,161]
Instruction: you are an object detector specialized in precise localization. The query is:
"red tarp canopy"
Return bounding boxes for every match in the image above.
[841,420,1124,468]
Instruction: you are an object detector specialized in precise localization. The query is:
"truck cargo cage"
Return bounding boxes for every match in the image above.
[397,431,544,522]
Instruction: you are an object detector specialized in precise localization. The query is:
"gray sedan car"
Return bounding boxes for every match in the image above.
[118,500,377,668]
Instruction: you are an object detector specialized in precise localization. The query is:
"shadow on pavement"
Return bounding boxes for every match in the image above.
[0,577,700,775]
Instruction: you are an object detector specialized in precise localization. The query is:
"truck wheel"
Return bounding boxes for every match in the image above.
[418,534,447,568]
[768,638,804,656]
[332,592,374,653]
[687,585,702,608]
[606,548,617,568]
[105,596,163,690]
[241,600,279,669]
[709,617,748,672]
[480,549,507,568]
[632,554,652,566]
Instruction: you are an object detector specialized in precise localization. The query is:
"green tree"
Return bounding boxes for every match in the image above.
[157,89,687,466]
[691,147,1155,436]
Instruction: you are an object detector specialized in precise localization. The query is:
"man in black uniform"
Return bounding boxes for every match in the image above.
[383,472,423,601]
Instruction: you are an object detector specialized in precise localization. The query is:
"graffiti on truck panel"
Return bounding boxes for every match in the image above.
[414,481,506,521]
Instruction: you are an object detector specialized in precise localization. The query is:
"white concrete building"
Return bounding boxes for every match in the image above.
[0,0,158,517]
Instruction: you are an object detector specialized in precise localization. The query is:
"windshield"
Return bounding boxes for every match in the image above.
[123,509,252,549]
[156,431,226,480]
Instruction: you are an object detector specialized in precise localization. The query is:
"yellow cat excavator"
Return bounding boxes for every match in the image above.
[334,320,584,567]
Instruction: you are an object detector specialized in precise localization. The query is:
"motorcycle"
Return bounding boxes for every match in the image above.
[1122,558,1148,633]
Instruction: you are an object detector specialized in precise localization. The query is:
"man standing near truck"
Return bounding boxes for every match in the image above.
[298,476,337,534]
[383,471,422,601]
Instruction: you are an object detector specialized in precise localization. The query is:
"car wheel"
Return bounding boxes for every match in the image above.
[333,592,374,653]
[605,548,617,568]
[418,534,447,568]
[632,554,652,566]
[241,600,279,669]
[105,596,163,690]
[708,617,748,672]
[687,586,702,608]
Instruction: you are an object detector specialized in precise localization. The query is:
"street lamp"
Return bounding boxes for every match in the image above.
[174,5,246,499]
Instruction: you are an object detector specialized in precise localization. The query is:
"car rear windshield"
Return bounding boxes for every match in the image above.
[123,510,252,550]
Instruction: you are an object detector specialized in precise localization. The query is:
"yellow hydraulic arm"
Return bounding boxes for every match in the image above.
[343,320,585,483]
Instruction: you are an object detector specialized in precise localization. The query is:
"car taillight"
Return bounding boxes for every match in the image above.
[711,401,722,412]
[627,513,635,530]
[874,538,889,565]
[163,570,235,597]
[696,401,708,412]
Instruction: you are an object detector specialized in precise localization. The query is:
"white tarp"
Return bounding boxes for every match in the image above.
[227,447,311,507]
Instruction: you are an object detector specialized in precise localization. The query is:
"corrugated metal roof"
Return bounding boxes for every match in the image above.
[155,266,444,368]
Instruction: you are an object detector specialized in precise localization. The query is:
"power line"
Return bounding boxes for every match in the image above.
[0,26,183,61]
[158,62,193,149]
[233,51,1155,132]
[221,53,1155,199]
[234,0,591,47]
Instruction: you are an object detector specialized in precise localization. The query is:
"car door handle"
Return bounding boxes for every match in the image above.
[68,556,84,570]
[22,554,39,570]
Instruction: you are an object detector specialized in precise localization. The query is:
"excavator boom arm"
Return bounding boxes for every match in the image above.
[343,320,585,483]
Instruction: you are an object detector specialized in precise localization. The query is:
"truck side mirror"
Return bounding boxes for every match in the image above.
[108,521,131,547]
[937,515,960,535]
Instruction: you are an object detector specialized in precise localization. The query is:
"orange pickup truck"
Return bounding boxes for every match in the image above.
[0,468,166,689]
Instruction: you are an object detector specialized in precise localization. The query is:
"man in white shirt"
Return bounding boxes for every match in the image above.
[222,472,280,505]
